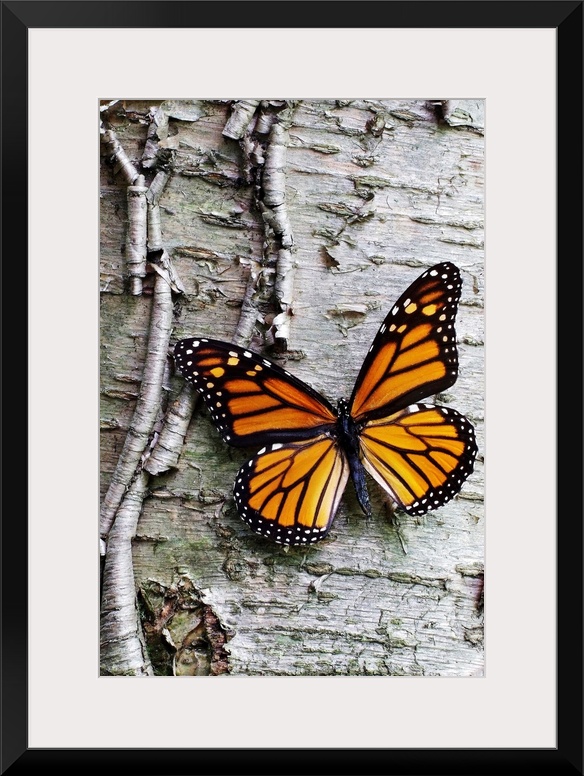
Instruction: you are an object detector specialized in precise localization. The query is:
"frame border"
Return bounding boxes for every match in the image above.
[5,1,582,773]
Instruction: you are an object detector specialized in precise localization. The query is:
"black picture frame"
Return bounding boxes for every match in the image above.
[4,1,582,774]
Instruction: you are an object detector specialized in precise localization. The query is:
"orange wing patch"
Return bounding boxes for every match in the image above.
[234,436,350,544]
[359,404,477,515]
[350,264,462,421]
[174,339,337,447]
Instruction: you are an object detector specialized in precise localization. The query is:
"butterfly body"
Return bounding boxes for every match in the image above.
[174,262,477,545]
[335,398,372,519]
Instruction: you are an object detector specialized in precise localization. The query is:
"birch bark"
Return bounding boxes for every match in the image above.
[100,98,484,676]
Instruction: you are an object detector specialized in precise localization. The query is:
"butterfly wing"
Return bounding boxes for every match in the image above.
[349,262,463,423]
[233,435,350,545]
[359,403,477,515]
[350,263,477,515]
[174,338,337,448]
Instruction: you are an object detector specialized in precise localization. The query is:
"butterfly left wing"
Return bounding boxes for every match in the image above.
[233,435,350,545]
[174,338,337,448]
[349,262,463,423]
[359,403,477,516]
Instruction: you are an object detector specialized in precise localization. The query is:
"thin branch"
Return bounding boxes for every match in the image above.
[146,172,185,293]
[126,174,148,295]
[146,168,171,207]
[101,126,140,185]
[260,122,296,346]
[222,99,260,140]
[143,383,196,476]
[145,257,262,474]
[146,170,170,254]
[141,105,170,169]
[100,273,174,540]
[100,472,154,675]
[261,122,293,248]
[272,247,295,345]
[143,109,297,481]
[231,260,262,347]
[100,122,185,678]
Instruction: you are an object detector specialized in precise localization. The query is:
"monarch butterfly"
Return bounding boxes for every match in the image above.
[174,262,477,546]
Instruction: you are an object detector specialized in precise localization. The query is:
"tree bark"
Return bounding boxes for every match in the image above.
[100,98,484,676]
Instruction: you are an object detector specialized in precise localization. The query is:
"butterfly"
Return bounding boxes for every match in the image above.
[174,262,477,546]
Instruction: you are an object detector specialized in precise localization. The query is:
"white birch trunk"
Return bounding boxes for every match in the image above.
[100,98,484,676]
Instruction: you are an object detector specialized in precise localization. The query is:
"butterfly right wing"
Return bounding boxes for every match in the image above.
[359,403,477,516]
[349,263,463,423]
[233,435,350,545]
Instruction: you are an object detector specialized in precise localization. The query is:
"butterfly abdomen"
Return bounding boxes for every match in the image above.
[337,399,372,519]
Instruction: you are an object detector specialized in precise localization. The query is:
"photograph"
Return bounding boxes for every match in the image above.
[99,97,484,678]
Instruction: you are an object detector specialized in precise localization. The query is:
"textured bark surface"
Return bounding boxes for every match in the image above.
[100,98,484,676]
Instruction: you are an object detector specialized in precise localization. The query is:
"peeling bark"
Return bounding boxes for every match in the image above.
[272,247,295,344]
[148,250,185,295]
[139,576,232,676]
